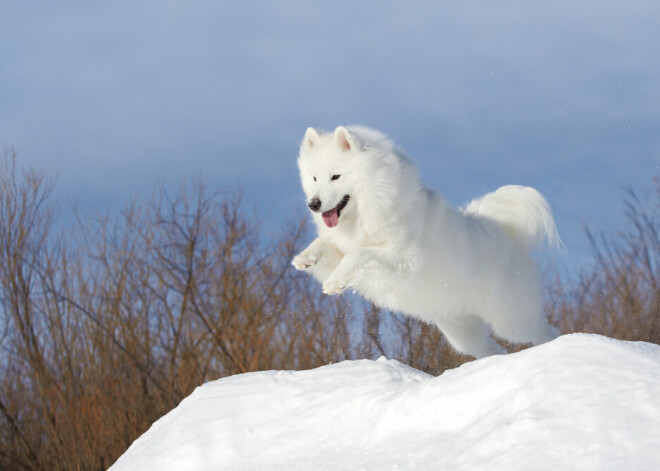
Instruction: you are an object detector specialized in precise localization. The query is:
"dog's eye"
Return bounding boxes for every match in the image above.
[331,174,341,181]
[313,176,317,182]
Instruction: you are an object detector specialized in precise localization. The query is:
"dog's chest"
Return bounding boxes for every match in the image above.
[327,228,363,255]
[318,215,367,253]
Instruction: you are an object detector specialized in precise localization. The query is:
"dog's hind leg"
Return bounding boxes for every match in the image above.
[489,309,559,347]
[435,315,505,359]
[486,288,559,347]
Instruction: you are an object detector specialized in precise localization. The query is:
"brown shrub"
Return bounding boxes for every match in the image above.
[3,147,657,470]
[550,182,660,344]
[0,151,354,470]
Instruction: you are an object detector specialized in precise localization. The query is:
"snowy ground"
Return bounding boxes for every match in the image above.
[110,334,660,470]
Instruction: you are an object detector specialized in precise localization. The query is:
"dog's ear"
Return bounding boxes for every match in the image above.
[303,127,320,149]
[334,126,356,152]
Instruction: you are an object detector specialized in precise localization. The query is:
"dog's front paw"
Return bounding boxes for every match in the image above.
[292,252,318,271]
[322,277,347,295]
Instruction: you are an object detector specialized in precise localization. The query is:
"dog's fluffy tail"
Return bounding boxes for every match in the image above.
[464,185,562,250]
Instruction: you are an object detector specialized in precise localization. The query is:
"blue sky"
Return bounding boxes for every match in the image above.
[1,1,659,273]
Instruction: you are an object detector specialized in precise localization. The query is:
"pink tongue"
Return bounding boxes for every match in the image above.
[322,208,339,228]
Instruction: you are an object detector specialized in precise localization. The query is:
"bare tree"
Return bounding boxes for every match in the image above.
[0,153,358,469]
[5,149,655,470]
[551,182,660,344]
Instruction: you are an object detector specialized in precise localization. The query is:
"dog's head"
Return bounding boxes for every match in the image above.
[297,125,415,236]
[297,126,358,229]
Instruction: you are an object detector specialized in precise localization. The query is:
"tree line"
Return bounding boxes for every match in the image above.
[1,151,658,469]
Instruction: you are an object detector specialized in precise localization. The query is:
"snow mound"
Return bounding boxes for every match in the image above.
[110,334,660,470]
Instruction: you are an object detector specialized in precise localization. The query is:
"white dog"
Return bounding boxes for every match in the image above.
[292,126,560,358]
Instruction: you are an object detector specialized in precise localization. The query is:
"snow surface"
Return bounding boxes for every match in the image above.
[110,334,660,470]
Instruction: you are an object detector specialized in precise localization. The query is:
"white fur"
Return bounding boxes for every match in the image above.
[292,126,560,358]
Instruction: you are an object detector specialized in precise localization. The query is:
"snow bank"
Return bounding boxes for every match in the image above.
[110,334,660,470]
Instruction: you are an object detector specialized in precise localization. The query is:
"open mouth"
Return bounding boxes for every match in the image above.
[321,195,350,228]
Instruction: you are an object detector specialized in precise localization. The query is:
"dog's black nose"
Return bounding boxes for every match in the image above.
[308,198,322,212]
